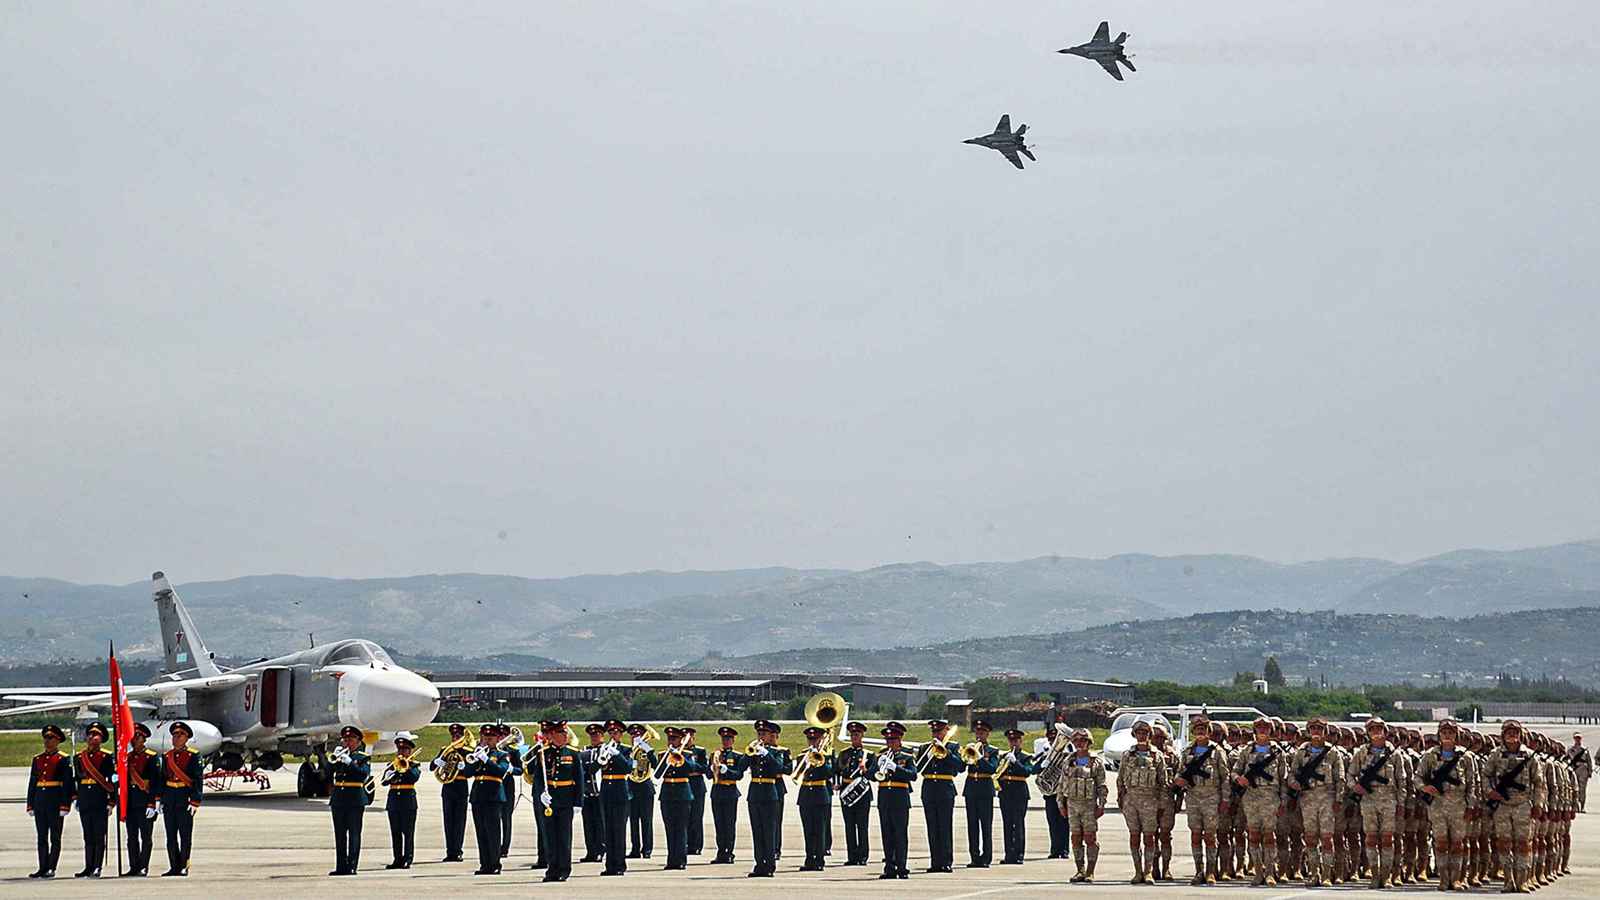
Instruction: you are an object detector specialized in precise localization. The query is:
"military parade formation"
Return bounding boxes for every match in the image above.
[19,708,1594,891]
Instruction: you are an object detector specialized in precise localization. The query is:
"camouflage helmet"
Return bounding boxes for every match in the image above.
[1306,716,1328,732]
[1437,718,1459,735]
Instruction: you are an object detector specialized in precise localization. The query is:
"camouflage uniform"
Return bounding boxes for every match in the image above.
[1175,737,1230,884]
[1116,743,1169,883]
[1570,742,1591,812]
[1347,740,1407,887]
[1287,740,1347,886]
[1415,742,1480,890]
[1230,736,1286,886]
[1336,734,1363,882]
[1057,748,1106,882]
[1151,735,1179,880]
[1482,739,1545,892]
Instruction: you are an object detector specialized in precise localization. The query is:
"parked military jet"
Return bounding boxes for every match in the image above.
[964,115,1036,170]
[0,571,440,797]
[1059,20,1136,81]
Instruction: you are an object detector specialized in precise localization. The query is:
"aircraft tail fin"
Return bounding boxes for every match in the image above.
[152,571,221,678]
[1014,123,1027,137]
[1115,31,1128,46]
[1121,56,1136,72]
[1021,147,1037,162]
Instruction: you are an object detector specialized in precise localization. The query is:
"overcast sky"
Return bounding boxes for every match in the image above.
[4,1,1598,585]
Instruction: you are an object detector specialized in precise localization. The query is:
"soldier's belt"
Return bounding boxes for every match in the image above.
[79,779,103,785]
[880,781,910,789]
[750,777,777,784]
[969,773,992,779]
[715,780,740,786]
[924,774,954,781]
[165,781,191,788]
[334,781,366,788]
[390,785,416,790]
[663,777,689,784]
[602,774,629,781]
[801,780,828,787]
[1000,775,1030,782]
[35,780,62,787]
[474,776,504,783]
[548,780,575,787]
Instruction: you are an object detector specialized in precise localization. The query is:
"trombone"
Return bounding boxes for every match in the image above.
[914,724,960,773]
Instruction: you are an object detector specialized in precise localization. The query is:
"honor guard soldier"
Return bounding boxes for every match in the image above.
[657,726,705,869]
[327,725,371,875]
[1231,717,1286,886]
[382,731,421,869]
[745,719,792,877]
[1483,719,1545,892]
[123,722,160,876]
[795,724,836,871]
[683,727,710,856]
[1287,716,1347,887]
[962,719,999,868]
[710,726,749,864]
[625,722,657,859]
[534,719,584,882]
[498,724,523,861]
[463,723,509,875]
[579,723,608,863]
[836,721,874,866]
[26,723,75,879]
[1117,719,1171,883]
[430,722,470,862]
[874,721,918,880]
[159,721,203,876]
[1061,727,1108,882]
[1348,717,1407,887]
[996,727,1037,865]
[72,722,115,878]
[1173,714,1230,884]
[597,720,635,875]
[920,717,962,873]
[1415,718,1479,890]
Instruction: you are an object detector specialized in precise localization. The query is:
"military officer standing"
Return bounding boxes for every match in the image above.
[709,726,748,863]
[158,721,203,876]
[327,725,371,875]
[874,722,918,880]
[626,722,657,859]
[1287,716,1348,887]
[382,731,421,869]
[499,724,523,862]
[72,722,115,878]
[123,722,160,876]
[656,726,704,870]
[1571,734,1592,813]
[794,725,835,871]
[745,719,792,877]
[1231,717,1285,887]
[920,718,961,873]
[684,727,710,856]
[579,723,608,862]
[1117,719,1170,883]
[533,719,584,882]
[429,722,470,862]
[960,719,999,868]
[1173,714,1229,884]
[1483,719,1545,892]
[597,720,635,876]
[1039,731,1070,859]
[836,721,874,866]
[1059,727,1107,882]
[26,724,75,879]
[996,727,1037,865]
[463,723,509,875]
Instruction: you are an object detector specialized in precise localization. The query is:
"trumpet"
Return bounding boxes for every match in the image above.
[959,741,987,766]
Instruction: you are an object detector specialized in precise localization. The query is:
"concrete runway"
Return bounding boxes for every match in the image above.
[2,759,1594,897]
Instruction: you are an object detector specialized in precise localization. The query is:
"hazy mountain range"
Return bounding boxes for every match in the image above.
[2,539,1596,670]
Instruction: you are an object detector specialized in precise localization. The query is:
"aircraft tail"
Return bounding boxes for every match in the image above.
[1115,31,1128,46]
[1021,147,1037,162]
[1015,124,1027,137]
[152,571,221,678]
[1121,57,1136,73]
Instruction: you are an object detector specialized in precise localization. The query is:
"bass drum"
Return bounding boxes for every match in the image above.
[839,775,872,808]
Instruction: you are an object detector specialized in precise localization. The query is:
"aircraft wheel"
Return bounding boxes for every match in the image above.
[296,761,325,798]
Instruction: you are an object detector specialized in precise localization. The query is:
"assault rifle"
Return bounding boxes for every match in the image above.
[1173,745,1214,806]
[1418,752,1463,807]
[1484,754,1532,813]
[1347,748,1391,805]
[1229,747,1278,800]
[1285,746,1330,801]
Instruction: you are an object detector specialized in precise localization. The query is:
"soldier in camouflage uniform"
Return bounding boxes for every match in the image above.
[1415,719,1480,891]
[1333,726,1361,882]
[1557,740,1576,875]
[1348,717,1408,888]
[1286,717,1346,887]
[1173,714,1230,885]
[1225,724,1249,878]
[1230,718,1285,886]
[1570,734,1591,813]
[1483,719,1545,893]
[1398,727,1427,883]
[1149,723,1180,880]
[1057,727,1106,883]
[1114,720,1167,884]
[1467,729,1494,886]
[1276,721,1304,880]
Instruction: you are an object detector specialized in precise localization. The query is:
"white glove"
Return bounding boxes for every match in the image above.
[471,747,489,764]
[146,806,158,820]
[754,744,769,757]
[26,808,33,817]
[633,736,647,750]
[189,804,199,817]
[540,790,553,807]
[877,754,896,775]
[455,759,467,774]
[61,808,71,818]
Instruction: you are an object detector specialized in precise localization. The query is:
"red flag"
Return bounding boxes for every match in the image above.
[109,641,135,822]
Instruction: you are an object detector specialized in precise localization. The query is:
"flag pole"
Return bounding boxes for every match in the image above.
[111,640,123,877]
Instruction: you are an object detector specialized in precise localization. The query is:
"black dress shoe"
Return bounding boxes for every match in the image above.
[799,864,823,872]
[601,869,625,876]
[329,869,345,876]
[385,862,404,870]
[879,873,898,880]
[642,853,652,859]
[89,869,102,878]
[626,851,641,859]
[27,871,43,879]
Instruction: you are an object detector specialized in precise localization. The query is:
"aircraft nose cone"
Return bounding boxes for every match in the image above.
[353,669,440,732]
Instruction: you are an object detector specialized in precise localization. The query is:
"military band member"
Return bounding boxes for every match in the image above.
[920,717,961,873]
[1116,719,1169,883]
[326,725,371,875]
[746,718,792,877]
[430,722,470,862]
[381,731,421,869]
[684,726,709,856]
[1571,733,1591,813]
[836,721,874,866]
[1173,714,1229,884]
[657,726,704,870]
[960,719,998,868]
[1286,716,1347,886]
[1483,719,1545,892]
[1414,719,1478,890]
[463,723,509,875]
[874,721,917,879]
[996,727,1036,865]
[499,724,523,862]
[1039,733,1069,859]
[710,726,748,864]
[26,723,75,879]
[158,721,203,877]
[795,724,835,871]
[597,720,635,876]
[626,722,657,859]
[533,720,583,881]
[1060,727,1107,882]
[123,722,160,876]
[1231,717,1285,886]
[579,723,608,863]
[71,722,114,878]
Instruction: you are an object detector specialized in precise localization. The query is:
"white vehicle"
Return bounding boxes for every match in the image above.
[1101,704,1265,768]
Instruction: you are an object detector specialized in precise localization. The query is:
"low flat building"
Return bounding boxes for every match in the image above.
[429,678,802,706]
[843,682,969,711]
[1007,678,1136,704]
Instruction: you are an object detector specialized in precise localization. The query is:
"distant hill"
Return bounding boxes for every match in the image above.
[699,606,1600,687]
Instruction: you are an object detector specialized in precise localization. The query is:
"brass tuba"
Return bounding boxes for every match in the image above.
[627,724,660,783]
[791,691,848,784]
[432,735,472,783]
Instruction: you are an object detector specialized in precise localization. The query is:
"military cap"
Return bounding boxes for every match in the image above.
[717,726,738,738]
[41,724,66,740]
[340,725,363,740]
[495,723,511,736]
[803,726,825,738]
[881,721,907,738]
[169,721,194,737]
[664,726,685,737]
[393,731,417,747]
[846,721,866,733]
[1152,721,1170,735]
[683,726,697,734]
[447,722,466,734]
[540,720,567,733]
[479,723,498,735]
[971,719,992,732]
[1073,728,1092,740]
[927,718,949,728]
[133,722,152,738]
[1501,719,1523,734]
[1365,716,1387,731]
[85,722,110,740]
[754,719,779,733]
[1004,728,1025,739]
[604,719,627,731]
[585,723,605,735]
[627,723,647,736]
[1132,719,1152,733]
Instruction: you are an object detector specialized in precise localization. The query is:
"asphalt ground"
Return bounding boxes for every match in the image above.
[3,727,1596,897]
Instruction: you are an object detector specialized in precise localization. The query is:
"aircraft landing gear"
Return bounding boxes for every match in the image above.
[297,760,330,798]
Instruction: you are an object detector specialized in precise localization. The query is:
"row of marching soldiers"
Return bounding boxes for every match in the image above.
[1133,713,1587,892]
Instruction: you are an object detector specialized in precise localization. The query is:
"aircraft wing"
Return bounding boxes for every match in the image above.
[994,114,1010,135]
[1000,147,1026,170]
[1094,21,1110,43]
[0,673,247,718]
[1098,58,1124,81]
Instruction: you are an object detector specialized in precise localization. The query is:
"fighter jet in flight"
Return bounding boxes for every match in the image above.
[1059,20,1136,81]
[964,115,1035,170]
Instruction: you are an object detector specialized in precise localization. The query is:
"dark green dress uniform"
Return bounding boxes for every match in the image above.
[26,729,75,878]
[501,734,522,860]
[686,736,710,855]
[628,741,657,858]
[429,724,470,862]
[579,731,608,862]
[658,736,708,870]
[124,737,161,875]
[537,740,585,882]
[710,739,748,863]
[462,734,509,875]
[159,739,203,875]
[328,731,371,875]
[921,725,963,872]
[745,723,792,877]
[836,742,875,865]
[73,733,115,877]
[596,727,635,875]
[382,742,421,869]
[875,729,918,879]
[963,737,1000,868]
[795,735,836,870]
[996,737,1039,864]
